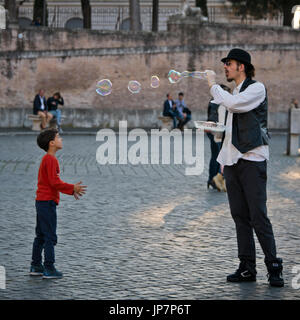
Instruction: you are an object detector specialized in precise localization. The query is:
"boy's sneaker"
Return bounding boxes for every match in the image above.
[43,267,63,279]
[29,264,44,276]
[267,258,284,287]
[227,261,257,282]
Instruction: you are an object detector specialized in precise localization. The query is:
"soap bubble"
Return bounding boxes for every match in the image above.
[168,70,181,84]
[187,71,207,79]
[96,79,112,96]
[128,80,141,94]
[168,69,207,83]
[150,75,160,88]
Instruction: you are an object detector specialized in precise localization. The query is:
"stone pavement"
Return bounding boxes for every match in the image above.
[0,131,299,300]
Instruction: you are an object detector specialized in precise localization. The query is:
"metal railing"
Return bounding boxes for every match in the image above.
[17,5,284,30]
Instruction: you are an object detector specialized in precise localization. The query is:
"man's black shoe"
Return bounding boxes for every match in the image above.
[267,258,284,287]
[227,261,257,282]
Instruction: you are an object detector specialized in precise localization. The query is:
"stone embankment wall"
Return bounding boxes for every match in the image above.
[0,16,299,128]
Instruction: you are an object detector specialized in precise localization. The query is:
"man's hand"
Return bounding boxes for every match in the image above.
[74,181,87,196]
[205,70,216,88]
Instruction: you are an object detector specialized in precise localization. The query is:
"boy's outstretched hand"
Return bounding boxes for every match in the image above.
[74,181,87,198]
[73,192,80,200]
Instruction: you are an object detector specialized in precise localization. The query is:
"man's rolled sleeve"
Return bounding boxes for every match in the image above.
[210,82,266,113]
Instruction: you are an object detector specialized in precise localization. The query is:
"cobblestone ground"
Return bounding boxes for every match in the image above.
[0,131,299,300]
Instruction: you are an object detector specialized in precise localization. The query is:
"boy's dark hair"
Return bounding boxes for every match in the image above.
[37,128,58,152]
[178,92,184,96]
[54,92,61,98]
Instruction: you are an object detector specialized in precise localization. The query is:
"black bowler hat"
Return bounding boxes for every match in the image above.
[221,48,254,69]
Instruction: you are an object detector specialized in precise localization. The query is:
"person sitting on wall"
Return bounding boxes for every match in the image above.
[33,89,53,130]
[47,92,64,134]
[163,93,184,129]
[175,92,192,131]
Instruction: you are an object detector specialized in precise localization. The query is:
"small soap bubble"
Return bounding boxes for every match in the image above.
[128,80,141,94]
[96,79,112,96]
[150,75,160,88]
[168,70,181,84]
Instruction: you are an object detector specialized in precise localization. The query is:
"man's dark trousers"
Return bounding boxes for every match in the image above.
[223,159,277,268]
[31,200,57,269]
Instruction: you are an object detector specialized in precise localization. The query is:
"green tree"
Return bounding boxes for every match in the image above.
[33,0,48,26]
[229,0,298,27]
[195,0,208,18]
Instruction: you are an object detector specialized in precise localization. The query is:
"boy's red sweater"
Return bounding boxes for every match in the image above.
[36,154,74,205]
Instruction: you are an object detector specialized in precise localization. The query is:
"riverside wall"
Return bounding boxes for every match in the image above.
[0,16,299,129]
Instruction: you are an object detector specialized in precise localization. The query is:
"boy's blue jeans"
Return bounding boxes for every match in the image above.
[31,200,57,270]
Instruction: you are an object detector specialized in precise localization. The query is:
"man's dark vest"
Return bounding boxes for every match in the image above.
[222,78,269,153]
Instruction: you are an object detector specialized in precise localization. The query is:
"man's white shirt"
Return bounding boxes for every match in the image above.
[39,95,45,111]
[210,80,269,166]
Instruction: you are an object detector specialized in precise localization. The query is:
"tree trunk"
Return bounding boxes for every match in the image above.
[281,1,294,26]
[196,0,208,18]
[33,0,48,26]
[129,0,141,31]
[152,0,159,32]
[4,0,18,27]
[81,0,91,29]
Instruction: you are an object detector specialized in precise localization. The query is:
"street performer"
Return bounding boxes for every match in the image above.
[205,48,284,287]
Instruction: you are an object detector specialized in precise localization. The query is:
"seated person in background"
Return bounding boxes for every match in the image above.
[163,93,183,129]
[175,92,192,131]
[33,89,53,130]
[47,92,64,133]
[206,84,231,191]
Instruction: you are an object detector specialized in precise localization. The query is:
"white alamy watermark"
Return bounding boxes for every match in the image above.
[0,6,6,29]
[292,265,300,289]
[0,266,5,289]
[96,121,204,176]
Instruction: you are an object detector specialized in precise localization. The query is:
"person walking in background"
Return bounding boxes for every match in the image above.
[33,89,53,130]
[206,84,231,191]
[163,93,183,129]
[205,48,284,287]
[175,92,192,131]
[47,92,64,133]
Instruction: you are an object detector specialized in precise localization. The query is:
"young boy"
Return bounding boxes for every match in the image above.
[30,128,87,279]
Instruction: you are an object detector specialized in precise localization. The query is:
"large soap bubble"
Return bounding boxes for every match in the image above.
[96,79,112,96]
[168,69,207,83]
[128,80,141,94]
